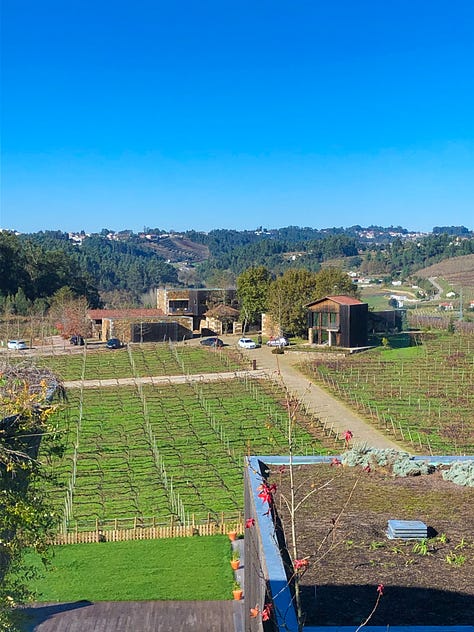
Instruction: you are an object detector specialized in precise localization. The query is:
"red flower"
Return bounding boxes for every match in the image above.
[293,558,309,571]
[262,603,273,621]
[245,518,255,529]
[377,583,384,596]
[363,464,371,473]
[330,457,342,466]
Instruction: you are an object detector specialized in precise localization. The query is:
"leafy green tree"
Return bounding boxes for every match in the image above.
[312,267,359,299]
[267,269,319,336]
[237,266,272,329]
[13,288,30,316]
[0,233,28,298]
[1,364,63,629]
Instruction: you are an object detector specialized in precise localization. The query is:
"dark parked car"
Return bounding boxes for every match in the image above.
[106,338,123,349]
[200,337,224,348]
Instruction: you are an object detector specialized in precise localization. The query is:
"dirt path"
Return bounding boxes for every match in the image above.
[428,276,443,300]
[63,369,267,389]
[240,342,401,450]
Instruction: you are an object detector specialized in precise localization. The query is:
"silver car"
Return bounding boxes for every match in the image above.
[266,336,289,347]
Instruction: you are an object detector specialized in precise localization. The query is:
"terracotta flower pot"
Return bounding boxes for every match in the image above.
[228,531,237,541]
[233,589,243,601]
[230,559,240,570]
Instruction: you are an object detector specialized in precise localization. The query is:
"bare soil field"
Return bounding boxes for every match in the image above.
[274,463,474,627]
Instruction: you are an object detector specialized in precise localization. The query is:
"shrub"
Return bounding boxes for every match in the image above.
[442,461,474,487]
[341,447,434,477]
[271,347,284,355]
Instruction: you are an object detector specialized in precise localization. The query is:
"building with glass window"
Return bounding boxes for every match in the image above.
[306,295,368,348]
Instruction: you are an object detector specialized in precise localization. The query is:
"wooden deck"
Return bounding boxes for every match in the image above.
[19,600,244,631]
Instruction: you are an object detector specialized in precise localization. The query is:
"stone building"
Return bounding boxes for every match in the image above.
[156,288,238,332]
[87,309,193,343]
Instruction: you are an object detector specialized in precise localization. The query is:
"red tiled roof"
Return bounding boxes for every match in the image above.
[307,295,364,308]
[88,308,165,319]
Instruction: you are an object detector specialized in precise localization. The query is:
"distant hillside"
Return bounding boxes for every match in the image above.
[416,254,474,292]
[147,235,209,263]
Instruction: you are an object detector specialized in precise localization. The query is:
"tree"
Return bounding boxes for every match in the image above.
[0,232,28,299]
[312,267,359,300]
[1,364,64,629]
[237,266,272,330]
[48,287,91,338]
[267,269,319,336]
[13,288,30,316]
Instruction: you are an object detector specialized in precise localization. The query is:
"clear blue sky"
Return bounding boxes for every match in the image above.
[1,0,473,234]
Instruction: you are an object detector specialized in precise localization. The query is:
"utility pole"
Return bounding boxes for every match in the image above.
[459,287,463,321]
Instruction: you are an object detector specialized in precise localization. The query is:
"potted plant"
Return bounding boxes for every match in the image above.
[232,580,243,600]
[230,548,240,570]
[228,529,238,541]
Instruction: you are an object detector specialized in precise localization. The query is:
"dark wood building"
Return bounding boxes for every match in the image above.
[307,295,368,348]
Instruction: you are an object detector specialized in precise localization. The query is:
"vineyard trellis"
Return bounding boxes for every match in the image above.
[38,343,332,535]
[301,332,474,455]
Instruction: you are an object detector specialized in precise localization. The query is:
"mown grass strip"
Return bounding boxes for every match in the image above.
[22,536,233,601]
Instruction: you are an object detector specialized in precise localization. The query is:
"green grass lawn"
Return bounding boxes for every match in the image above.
[24,536,234,602]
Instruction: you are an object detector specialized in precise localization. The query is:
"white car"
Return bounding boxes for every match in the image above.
[238,337,257,349]
[266,336,289,347]
[7,339,27,350]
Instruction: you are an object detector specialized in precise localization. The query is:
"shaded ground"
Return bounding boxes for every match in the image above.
[19,600,243,632]
[273,463,474,627]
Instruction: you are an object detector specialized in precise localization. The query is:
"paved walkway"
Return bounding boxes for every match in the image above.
[20,600,239,631]
[63,369,267,389]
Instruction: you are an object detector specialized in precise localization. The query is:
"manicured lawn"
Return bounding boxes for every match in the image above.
[24,536,234,602]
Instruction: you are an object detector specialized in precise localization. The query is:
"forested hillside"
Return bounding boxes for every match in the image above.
[1,226,473,314]
[0,231,100,312]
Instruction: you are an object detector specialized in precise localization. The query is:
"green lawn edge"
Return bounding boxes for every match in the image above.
[22,536,234,602]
